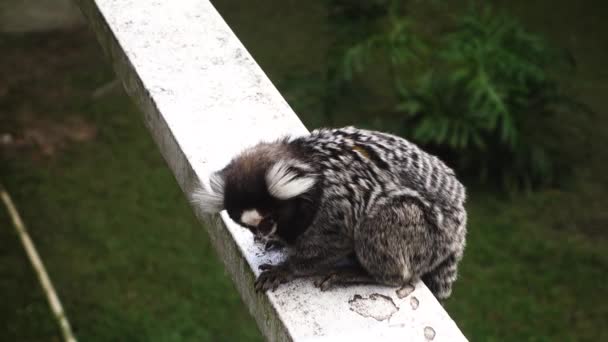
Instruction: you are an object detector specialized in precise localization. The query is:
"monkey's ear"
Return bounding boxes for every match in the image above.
[265,160,316,200]
[191,172,225,213]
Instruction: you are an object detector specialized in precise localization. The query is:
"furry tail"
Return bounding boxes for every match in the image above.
[190,173,225,213]
[421,252,462,301]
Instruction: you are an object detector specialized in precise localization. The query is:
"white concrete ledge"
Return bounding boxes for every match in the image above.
[73,0,468,341]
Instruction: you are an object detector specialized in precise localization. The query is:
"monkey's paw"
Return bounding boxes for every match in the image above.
[264,239,286,252]
[253,237,286,252]
[255,264,293,292]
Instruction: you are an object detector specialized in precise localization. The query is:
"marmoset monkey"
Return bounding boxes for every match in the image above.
[193,126,467,300]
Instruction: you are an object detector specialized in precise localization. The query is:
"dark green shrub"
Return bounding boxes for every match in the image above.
[338,4,591,189]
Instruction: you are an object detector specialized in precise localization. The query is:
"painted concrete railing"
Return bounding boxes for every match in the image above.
[74,0,468,341]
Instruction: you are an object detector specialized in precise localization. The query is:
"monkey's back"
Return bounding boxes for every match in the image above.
[290,127,467,299]
[295,127,465,205]
[292,127,466,229]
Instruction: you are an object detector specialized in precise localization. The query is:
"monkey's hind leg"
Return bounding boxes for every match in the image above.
[354,199,432,291]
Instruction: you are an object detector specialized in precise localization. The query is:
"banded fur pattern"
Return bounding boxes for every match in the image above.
[192,126,467,300]
[289,127,467,299]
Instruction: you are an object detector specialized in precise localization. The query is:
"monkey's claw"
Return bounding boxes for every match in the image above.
[264,239,286,251]
[314,273,339,291]
[314,268,375,291]
[255,264,293,292]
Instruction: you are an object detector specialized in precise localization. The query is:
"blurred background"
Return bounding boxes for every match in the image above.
[1,0,606,341]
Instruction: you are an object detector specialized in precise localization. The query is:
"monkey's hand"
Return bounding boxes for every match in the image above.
[255,263,294,292]
[253,236,287,252]
[264,239,286,252]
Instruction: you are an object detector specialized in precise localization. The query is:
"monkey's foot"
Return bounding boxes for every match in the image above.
[314,268,375,291]
[255,263,293,292]
[396,283,415,298]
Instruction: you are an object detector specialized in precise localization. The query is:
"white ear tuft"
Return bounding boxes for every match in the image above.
[191,173,225,213]
[266,160,316,200]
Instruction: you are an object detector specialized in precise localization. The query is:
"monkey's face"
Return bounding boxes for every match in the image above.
[192,143,318,244]
[221,168,281,241]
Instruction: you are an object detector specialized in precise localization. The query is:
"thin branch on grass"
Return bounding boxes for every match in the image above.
[1,184,77,342]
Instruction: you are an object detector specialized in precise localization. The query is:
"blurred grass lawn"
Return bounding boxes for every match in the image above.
[0,30,261,341]
[1,0,607,341]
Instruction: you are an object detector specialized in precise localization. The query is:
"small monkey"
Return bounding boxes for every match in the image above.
[193,126,466,300]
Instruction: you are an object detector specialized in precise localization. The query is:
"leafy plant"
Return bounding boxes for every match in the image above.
[338,3,592,189]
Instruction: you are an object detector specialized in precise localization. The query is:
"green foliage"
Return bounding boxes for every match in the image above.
[337,3,592,189]
[341,9,423,81]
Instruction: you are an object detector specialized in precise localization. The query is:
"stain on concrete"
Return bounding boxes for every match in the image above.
[424,326,436,340]
[348,293,399,321]
[410,296,419,310]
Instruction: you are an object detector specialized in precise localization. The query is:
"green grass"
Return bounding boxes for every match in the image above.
[0,30,261,341]
[449,193,608,341]
[1,103,261,341]
[0,198,61,341]
[1,0,607,341]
